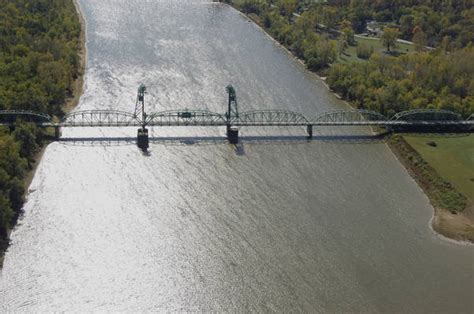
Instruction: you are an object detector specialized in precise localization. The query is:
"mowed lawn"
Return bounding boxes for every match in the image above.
[338,36,415,64]
[404,135,474,202]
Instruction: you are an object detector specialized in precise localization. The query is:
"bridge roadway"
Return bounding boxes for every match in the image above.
[12,120,472,127]
[1,85,472,149]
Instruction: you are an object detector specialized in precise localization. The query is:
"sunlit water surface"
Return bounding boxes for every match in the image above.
[1,1,473,312]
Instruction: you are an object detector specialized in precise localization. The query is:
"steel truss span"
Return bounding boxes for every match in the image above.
[0,110,52,124]
[0,85,472,130]
[234,110,308,126]
[61,110,139,127]
[0,108,472,128]
[312,110,386,123]
[146,110,226,126]
[391,109,462,121]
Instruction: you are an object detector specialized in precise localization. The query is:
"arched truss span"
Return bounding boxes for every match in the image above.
[466,113,474,121]
[0,110,52,124]
[146,110,226,126]
[311,110,386,124]
[235,110,309,126]
[391,109,462,121]
[60,110,139,127]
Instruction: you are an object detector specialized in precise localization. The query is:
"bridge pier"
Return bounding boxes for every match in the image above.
[54,125,61,140]
[137,128,149,151]
[227,125,239,144]
[307,124,313,139]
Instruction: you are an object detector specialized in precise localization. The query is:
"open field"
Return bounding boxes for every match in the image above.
[404,134,474,202]
[338,36,415,64]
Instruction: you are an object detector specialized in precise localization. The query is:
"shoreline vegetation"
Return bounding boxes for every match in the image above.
[0,0,86,268]
[223,1,473,243]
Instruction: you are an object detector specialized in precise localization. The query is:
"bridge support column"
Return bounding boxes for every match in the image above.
[54,125,61,140]
[227,125,239,144]
[307,124,313,139]
[137,128,149,151]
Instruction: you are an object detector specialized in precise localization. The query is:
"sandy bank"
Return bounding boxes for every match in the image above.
[388,136,474,243]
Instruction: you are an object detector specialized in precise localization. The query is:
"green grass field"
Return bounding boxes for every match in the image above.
[404,135,474,202]
[338,36,415,64]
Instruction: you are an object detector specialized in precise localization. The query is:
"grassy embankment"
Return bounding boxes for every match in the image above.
[236,5,474,242]
[389,135,474,242]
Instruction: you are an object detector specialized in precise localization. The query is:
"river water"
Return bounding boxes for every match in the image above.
[1,1,473,312]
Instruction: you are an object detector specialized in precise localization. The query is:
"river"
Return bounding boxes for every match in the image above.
[1,0,473,312]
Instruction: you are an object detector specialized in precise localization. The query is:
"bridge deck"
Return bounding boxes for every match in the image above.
[1,120,470,127]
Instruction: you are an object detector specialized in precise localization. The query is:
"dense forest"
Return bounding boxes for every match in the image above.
[327,47,474,117]
[0,0,81,255]
[230,0,473,117]
[235,0,473,48]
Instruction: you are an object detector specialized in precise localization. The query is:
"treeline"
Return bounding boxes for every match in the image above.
[327,46,474,118]
[325,0,473,48]
[0,0,81,255]
[232,0,338,70]
[229,0,473,118]
[240,0,473,49]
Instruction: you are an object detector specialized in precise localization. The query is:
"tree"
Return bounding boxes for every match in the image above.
[348,3,368,33]
[338,38,348,57]
[12,122,38,164]
[399,15,414,39]
[440,36,451,54]
[412,29,427,52]
[356,43,373,59]
[341,19,355,46]
[381,27,399,53]
[277,0,297,18]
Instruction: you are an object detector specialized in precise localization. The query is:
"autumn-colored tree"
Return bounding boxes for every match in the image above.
[0,0,81,257]
[381,27,399,52]
[412,29,427,51]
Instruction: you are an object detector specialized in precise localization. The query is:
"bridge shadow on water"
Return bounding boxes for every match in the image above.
[58,132,471,145]
[58,134,390,156]
[56,131,471,156]
[59,134,391,146]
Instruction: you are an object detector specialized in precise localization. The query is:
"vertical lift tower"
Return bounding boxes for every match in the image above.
[135,84,149,151]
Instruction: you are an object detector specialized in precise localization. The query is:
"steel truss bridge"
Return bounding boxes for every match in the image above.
[1,85,472,149]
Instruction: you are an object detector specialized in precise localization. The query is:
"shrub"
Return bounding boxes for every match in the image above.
[356,43,373,59]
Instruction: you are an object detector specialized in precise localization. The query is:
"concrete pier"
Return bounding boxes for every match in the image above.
[54,125,61,140]
[137,128,149,151]
[307,124,313,139]
[227,125,239,144]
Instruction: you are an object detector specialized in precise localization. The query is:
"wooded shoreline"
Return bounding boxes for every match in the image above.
[0,0,87,268]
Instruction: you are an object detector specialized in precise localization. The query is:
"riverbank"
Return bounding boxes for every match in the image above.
[0,0,86,268]
[388,135,474,242]
[63,0,87,115]
[226,2,473,243]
